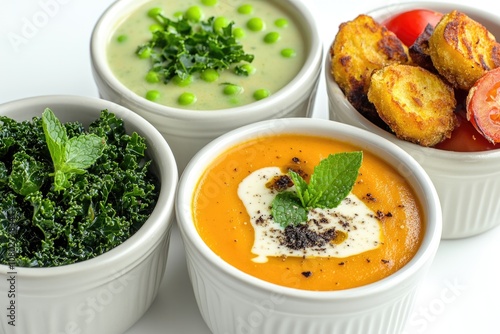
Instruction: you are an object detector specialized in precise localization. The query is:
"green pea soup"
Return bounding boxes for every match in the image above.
[107,0,306,110]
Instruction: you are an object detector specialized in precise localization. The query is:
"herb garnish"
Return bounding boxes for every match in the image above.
[271,152,363,227]
[42,108,106,192]
[136,13,255,83]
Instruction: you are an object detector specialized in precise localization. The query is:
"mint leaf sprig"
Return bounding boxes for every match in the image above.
[42,108,106,192]
[271,152,363,228]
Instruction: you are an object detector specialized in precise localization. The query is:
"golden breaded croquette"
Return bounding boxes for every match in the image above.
[409,24,437,73]
[367,64,457,147]
[330,14,410,128]
[428,10,500,90]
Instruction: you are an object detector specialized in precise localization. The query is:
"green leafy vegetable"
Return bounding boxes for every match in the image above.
[42,108,106,191]
[271,152,363,227]
[0,109,159,267]
[234,65,252,76]
[8,152,46,196]
[136,13,254,83]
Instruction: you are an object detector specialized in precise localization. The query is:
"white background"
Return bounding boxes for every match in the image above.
[1,1,499,333]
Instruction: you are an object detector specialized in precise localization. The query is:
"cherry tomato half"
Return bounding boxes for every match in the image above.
[466,67,500,144]
[382,9,443,46]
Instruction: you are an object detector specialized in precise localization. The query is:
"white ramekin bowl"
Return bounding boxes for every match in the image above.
[0,95,178,334]
[90,0,323,172]
[176,117,442,334]
[326,2,500,239]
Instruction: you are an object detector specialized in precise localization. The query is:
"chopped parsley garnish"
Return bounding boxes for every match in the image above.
[136,12,255,84]
[271,152,363,227]
[0,109,159,267]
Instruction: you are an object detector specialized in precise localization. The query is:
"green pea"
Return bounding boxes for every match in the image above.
[223,84,243,95]
[116,34,127,43]
[145,71,160,83]
[147,7,163,18]
[264,32,280,44]
[178,92,197,105]
[229,97,240,105]
[281,48,296,58]
[173,75,193,87]
[149,24,163,32]
[137,47,152,59]
[201,0,218,6]
[214,16,230,33]
[237,4,253,15]
[238,64,256,76]
[185,6,203,22]
[253,89,270,101]
[233,27,245,39]
[275,18,288,28]
[201,69,219,82]
[247,17,265,31]
[173,11,184,18]
[146,90,160,101]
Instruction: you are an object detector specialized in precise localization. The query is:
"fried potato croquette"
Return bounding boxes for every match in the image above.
[367,64,457,146]
[330,14,410,128]
[428,10,500,90]
[409,24,437,73]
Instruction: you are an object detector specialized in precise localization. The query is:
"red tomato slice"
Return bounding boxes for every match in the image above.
[466,67,500,144]
[382,9,443,46]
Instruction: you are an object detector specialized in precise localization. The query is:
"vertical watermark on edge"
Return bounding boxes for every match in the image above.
[6,220,18,327]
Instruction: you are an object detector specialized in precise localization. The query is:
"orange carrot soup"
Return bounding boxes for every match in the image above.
[192,134,424,291]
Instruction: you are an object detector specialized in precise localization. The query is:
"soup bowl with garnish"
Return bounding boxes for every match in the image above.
[176,117,442,334]
[91,0,323,172]
[326,2,500,239]
[0,95,177,334]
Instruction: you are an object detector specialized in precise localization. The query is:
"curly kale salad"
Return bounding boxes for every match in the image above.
[0,108,160,268]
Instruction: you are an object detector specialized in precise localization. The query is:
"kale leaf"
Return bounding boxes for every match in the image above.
[0,109,160,267]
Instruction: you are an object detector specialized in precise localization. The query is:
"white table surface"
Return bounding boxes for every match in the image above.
[1,1,499,333]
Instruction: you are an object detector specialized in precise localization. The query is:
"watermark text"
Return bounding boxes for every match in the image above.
[7,0,73,52]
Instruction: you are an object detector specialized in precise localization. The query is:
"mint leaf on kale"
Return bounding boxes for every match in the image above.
[42,107,68,169]
[42,108,106,191]
[64,134,106,173]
